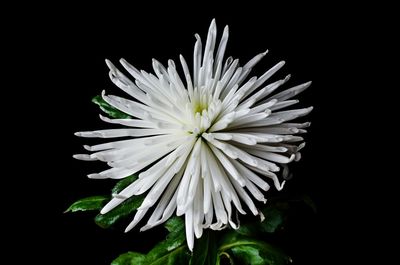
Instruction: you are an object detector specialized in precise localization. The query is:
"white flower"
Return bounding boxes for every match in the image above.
[74,19,312,250]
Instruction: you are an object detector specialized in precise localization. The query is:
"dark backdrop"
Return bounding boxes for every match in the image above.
[16,3,376,265]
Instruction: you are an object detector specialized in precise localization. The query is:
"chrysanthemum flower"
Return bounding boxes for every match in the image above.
[74,19,312,250]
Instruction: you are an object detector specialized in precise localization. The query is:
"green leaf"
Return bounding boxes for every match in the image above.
[112,175,138,194]
[95,175,143,228]
[230,244,290,265]
[145,217,189,264]
[111,217,190,265]
[95,195,144,228]
[190,230,217,265]
[65,195,109,213]
[92,95,131,119]
[145,245,190,265]
[260,207,284,233]
[237,207,285,236]
[165,216,184,233]
[111,252,146,265]
[231,246,265,265]
[219,233,291,265]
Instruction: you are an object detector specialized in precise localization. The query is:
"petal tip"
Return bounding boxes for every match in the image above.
[105,59,113,68]
[83,145,91,151]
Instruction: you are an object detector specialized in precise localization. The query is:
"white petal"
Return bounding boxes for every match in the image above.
[248,166,286,191]
[75,128,173,138]
[241,61,285,99]
[202,144,245,214]
[82,135,169,152]
[125,208,149,232]
[138,152,188,210]
[99,115,158,128]
[242,50,268,70]
[269,100,299,111]
[234,143,288,153]
[269,81,312,101]
[229,175,258,215]
[245,149,295,164]
[176,138,202,213]
[140,168,183,231]
[211,189,228,225]
[193,34,202,88]
[193,180,204,238]
[179,55,194,97]
[214,25,229,73]
[224,117,283,129]
[73,154,98,161]
[105,59,148,103]
[269,107,313,123]
[203,171,213,214]
[228,112,269,128]
[207,143,246,186]
[242,126,300,135]
[88,167,135,180]
[185,204,195,251]
[231,159,270,191]
[248,99,278,114]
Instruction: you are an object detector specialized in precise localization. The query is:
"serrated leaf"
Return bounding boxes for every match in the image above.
[112,175,138,194]
[65,195,109,213]
[219,233,291,265]
[92,95,131,119]
[111,252,146,265]
[95,195,144,228]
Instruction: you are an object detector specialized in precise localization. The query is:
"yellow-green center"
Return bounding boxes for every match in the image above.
[194,102,208,114]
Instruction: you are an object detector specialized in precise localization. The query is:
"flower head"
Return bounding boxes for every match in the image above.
[74,19,312,250]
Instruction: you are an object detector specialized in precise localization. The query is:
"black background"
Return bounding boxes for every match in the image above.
[10,2,386,265]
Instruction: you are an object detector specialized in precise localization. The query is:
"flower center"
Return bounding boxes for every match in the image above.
[186,97,221,138]
[193,102,208,115]
[191,103,208,137]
